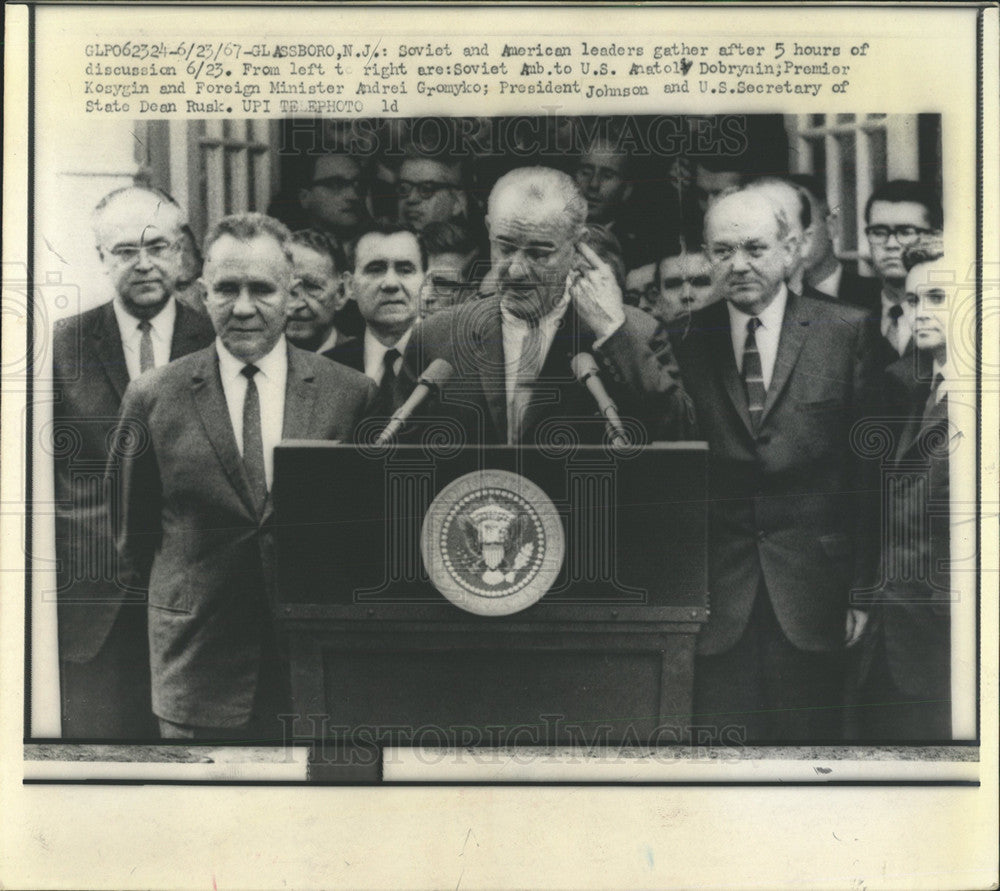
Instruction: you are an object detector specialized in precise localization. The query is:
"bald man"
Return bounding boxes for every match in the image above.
[52,186,216,738]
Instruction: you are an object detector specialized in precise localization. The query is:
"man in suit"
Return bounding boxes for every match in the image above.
[112,213,376,739]
[856,180,944,369]
[789,173,875,304]
[52,186,216,738]
[856,249,953,741]
[670,187,881,742]
[398,166,695,446]
[324,225,424,417]
[285,229,349,354]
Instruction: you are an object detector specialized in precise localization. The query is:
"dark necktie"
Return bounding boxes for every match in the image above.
[887,303,905,355]
[138,320,155,373]
[742,317,766,430]
[922,371,946,424]
[240,364,267,513]
[376,348,400,415]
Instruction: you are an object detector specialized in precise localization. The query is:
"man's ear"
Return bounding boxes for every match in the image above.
[299,187,313,211]
[452,190,469,220]
[621,182,634,204]
[333,273,349,311]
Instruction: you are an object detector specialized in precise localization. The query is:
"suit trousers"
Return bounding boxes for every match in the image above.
[854,634,951,742]
[157,619,291,742]
[693,583,846,743]
[59,602,156,739]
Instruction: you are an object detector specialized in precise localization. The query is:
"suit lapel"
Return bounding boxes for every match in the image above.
[760,291,809,424]
[696,301,754,437]
[520,304,589,436]
[170,302,208,360]
[190,348,258,517]
[91,302,130,400]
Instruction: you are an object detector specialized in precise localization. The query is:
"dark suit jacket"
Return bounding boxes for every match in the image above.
[322,335,363,373]
[398,295,696,446]
[863,352,951,698]
[837,274,913,371]
[670,292,882,655]
[112,343,377,727]
[52,300,215,663]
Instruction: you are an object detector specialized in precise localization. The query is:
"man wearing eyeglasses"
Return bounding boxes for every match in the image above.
[398,166,695,446]
[396,149,469,234]
[298,152,371,252]
[285,229,349,354]
[51,186,216,738]
[859,179,944,368]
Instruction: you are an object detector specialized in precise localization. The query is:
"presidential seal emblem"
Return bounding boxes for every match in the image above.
[421,470,565,616]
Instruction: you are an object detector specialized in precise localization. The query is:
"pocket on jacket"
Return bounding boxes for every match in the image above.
[147,567,192,614]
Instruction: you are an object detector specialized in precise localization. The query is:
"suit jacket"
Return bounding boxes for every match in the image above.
[322,335,363,373]
[398,295,696,446]
[112,343,377,726]
[864,351,951,697]
[670,292,882,655]
[837,274,914,371]
[52,299,215,663]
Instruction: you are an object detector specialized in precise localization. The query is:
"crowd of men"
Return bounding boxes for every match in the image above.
[51,116,955,745]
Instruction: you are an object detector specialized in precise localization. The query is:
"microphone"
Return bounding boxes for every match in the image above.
[375,358,454,445]
[570,352,629,447]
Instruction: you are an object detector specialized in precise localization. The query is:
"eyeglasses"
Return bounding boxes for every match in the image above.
[662,275,712,289]
[397,180,457,200]
[864,225,932,245]
[106,241,178,263]
[311,175,365,193]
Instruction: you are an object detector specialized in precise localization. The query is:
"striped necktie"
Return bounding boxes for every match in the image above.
[240,364,267,514]
[742,316,766,430]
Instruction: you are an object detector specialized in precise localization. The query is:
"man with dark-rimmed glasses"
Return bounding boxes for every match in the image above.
[858,179,944,369]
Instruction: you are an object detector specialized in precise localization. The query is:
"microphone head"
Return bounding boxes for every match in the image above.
[418,358,455,388]
[570,352,600,382]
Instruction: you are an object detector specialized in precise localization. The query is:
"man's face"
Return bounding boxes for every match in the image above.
[397,159,464,233]
[95,193,185,318]
[420,250,475,318]
[574,143,631,224]
[704,191,794,314]
[285,243,343,349]
[695,166,742,214]
[626,263,656,310]
[349,231,423,334]
[651,252,714,323]
[203,234,293,364]
[487,189,581,320]
[801,190,836,272]
[907,257,952,356]
[866,200,933,286]
[300,155,366,234]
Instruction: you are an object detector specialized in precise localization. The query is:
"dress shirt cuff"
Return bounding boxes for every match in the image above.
[591,312,626,349]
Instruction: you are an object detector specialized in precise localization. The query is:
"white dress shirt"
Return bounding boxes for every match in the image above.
[932,358,951,405]
[216,336,287,490]
[880,291,913,356]
[812,264,843,300]
[112,296,177,380]
[363,327,413,384]
[728,284,788,391]
[501,297,571,410]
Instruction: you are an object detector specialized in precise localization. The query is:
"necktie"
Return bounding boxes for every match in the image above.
[240,364,267,513]
[376,348,400,415]
[922,372,946,423]
[509,323,544,444]
[742,317,766,430]
[887,303,905,355]
[138,320,155,373]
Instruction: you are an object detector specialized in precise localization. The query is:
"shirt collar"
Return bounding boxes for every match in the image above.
[364,325,413,363]
[500,286,571,331]
[933,356,951,382]
[814,264,842,297]
[727,282,788,331]
[113,295,177,342]
[216,334,288,381]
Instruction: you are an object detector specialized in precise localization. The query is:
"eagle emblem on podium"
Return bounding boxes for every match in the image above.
[421,470,565,616]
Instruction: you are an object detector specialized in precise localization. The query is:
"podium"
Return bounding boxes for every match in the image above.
[273,441,709,775]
